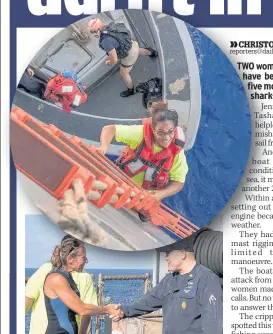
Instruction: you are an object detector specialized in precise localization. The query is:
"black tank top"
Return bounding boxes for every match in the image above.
[44,268,80,334]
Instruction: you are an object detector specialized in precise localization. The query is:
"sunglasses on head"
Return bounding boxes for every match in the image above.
[68,239,81,254]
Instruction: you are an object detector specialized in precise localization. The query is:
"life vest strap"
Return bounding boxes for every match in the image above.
[175,138,185,149]
[139,157,168,171]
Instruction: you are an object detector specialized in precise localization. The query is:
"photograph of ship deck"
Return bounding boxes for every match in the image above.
[12,9,251,251]
[12,10,201,250]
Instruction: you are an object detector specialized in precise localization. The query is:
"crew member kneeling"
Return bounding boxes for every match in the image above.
[100,105,188,219]
[88,18,157,98]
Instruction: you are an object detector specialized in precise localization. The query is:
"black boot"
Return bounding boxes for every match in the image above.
[138,212,150,222]
[145,47,158,58]
[120,87,135,98]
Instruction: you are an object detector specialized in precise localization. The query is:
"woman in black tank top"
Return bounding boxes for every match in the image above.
[43,237,120,334]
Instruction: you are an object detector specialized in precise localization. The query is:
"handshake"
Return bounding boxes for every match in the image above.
[104,304,125,322]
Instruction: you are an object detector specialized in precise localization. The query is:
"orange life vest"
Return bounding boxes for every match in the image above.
[116,119,186,190]
[44,73,87,113]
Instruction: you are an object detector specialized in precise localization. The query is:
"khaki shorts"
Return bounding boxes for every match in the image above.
[121,40,139,68]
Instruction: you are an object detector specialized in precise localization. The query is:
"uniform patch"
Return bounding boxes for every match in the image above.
[184,285,193,290]
[209,294,216,305]
[181,301,187,309]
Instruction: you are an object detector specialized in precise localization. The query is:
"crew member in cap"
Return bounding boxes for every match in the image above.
[111,231,223,334]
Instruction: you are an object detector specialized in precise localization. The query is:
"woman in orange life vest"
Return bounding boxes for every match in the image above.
[99,102,189,204]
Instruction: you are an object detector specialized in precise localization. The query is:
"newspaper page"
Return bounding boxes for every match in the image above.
[1,1,273,334]
[223,33,273,334]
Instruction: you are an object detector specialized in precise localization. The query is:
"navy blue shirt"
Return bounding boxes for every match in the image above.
[122,264,223,334]
[100,34,119,54]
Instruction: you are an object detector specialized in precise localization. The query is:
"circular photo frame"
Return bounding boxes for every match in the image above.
[11,9,251,250]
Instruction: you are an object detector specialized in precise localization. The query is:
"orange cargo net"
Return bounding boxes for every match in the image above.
[10,107,199,239]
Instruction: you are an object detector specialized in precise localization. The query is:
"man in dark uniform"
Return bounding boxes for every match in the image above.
[111,233,223,334]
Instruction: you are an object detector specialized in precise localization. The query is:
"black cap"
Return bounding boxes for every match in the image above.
[156,227,211,253]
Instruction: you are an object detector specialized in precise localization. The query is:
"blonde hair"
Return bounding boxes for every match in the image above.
[51,237,83,268]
